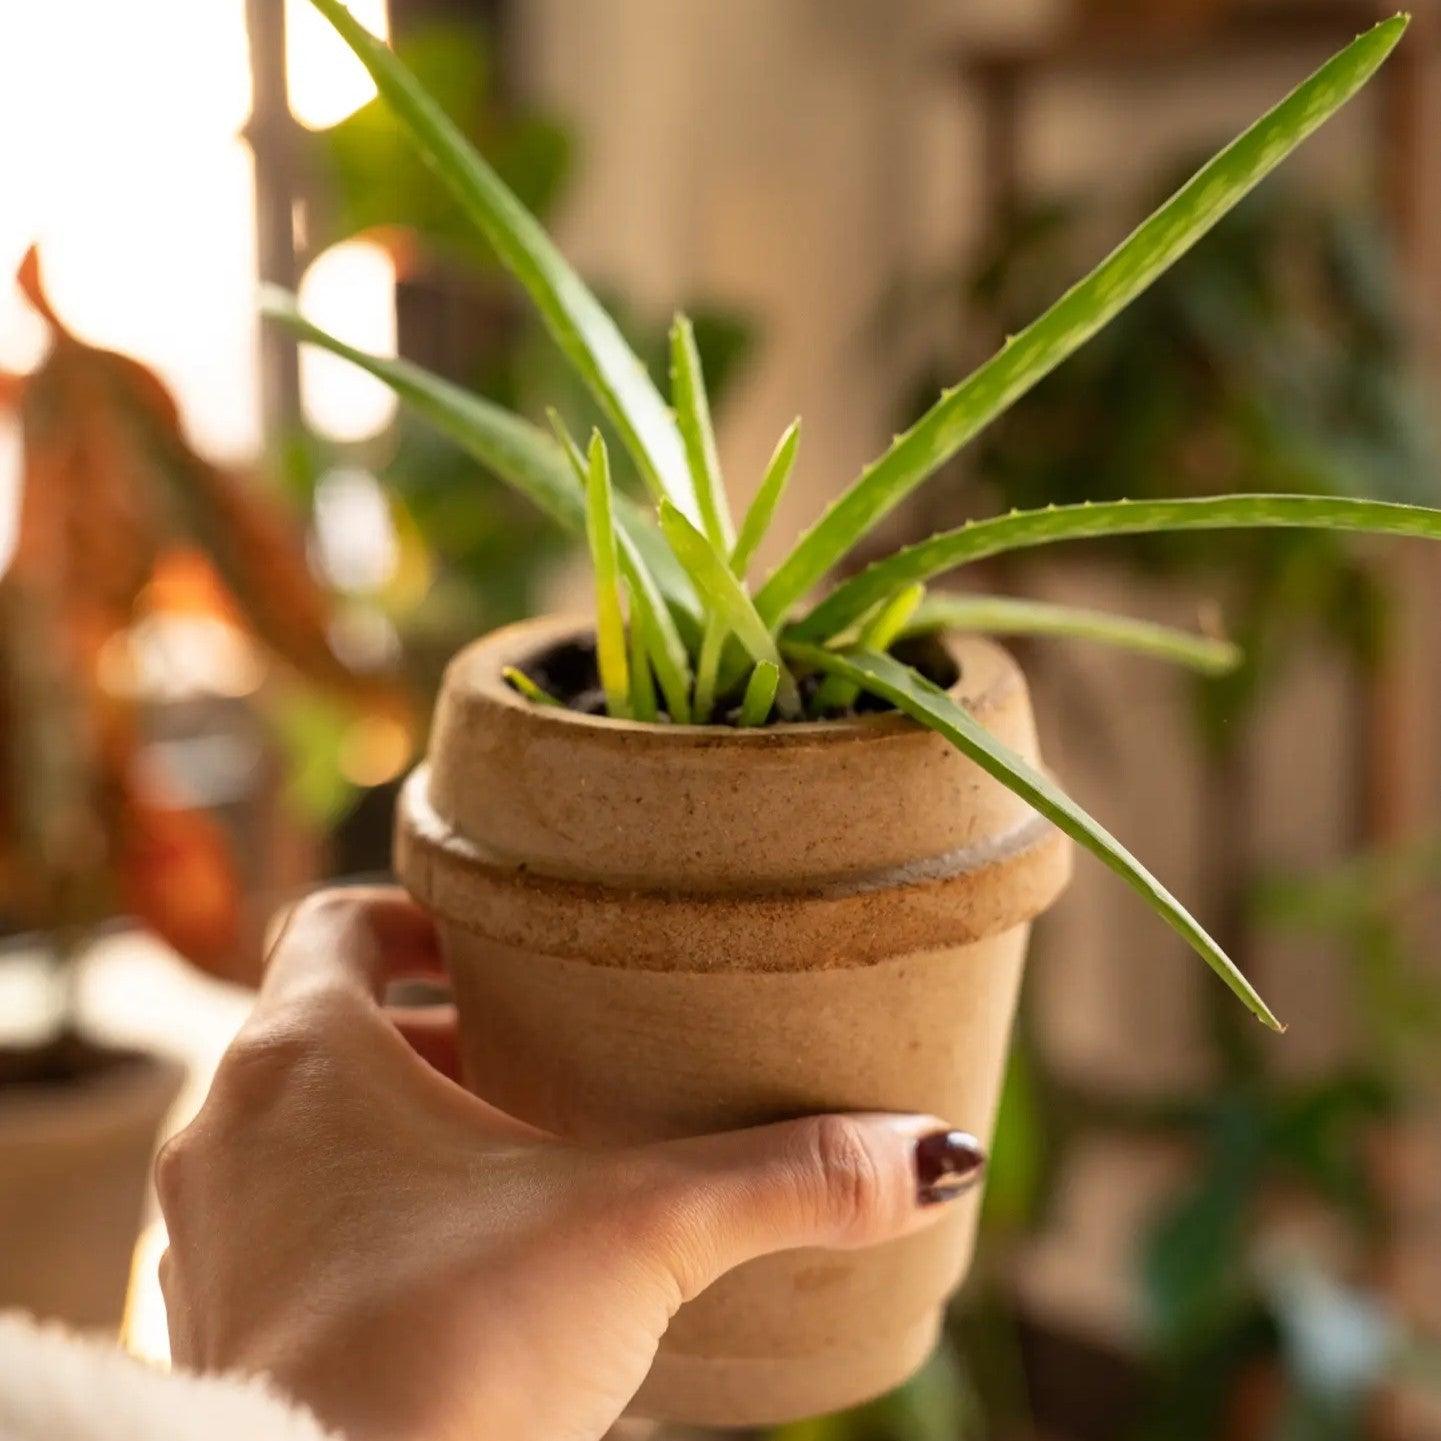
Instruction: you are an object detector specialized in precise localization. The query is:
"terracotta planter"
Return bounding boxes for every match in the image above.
[0,1042,184,1329]
[396,616,1070,1426]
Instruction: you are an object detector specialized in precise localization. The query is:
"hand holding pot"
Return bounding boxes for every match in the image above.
[157,887,985,1441]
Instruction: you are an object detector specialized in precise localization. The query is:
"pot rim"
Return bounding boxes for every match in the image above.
[442,614,1016,752]
[400,614,1070,946]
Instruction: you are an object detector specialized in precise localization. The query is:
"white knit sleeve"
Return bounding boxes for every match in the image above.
[0,1313,340,1441]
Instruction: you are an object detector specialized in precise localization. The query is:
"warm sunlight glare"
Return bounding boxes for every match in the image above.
[312,468,401,592]
[298,239,399,441]
[0,0,400,463]
[286,0,390,130]
[0,0,259,459]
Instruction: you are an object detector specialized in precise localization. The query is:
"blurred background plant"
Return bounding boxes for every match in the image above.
[0,246,398,1014]
[1118,834,1441,1441]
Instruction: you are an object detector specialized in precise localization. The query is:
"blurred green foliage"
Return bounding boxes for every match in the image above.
[1128,835,1441,1440]
[315,21,572,267]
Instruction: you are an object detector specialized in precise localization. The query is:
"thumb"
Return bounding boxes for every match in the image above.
[636,1113,985,1303]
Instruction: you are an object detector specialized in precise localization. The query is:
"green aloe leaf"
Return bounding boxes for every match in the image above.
[584,433,631,719]
[626,593,659,722]
[902,594,1242,675]
[547,408,694,722]
[304,0,697,522]
[756,16,1409,626]
[738,661,780,726]
[262,291,698,628]
[783,642,1282,1031]
[670,313,734,551]
[731,419,800,579]
[502,666,562,707]
[795,494,1441,642]
[625,561,691,720]
[691,618,727,725]
[659,501,802,718]
[705,418,802,705]
[667,311,736,724]
[814,582,925,713]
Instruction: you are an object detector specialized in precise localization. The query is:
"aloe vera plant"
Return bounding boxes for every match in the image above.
[268,4,1436,1032]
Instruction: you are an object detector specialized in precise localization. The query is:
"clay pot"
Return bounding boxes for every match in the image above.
[395,616,1070,1426]
[0,1040,184,1329]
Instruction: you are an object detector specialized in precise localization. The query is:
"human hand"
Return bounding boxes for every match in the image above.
[157,887,985,1441]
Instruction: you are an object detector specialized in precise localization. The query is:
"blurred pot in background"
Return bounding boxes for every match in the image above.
[0,1033,183,1331]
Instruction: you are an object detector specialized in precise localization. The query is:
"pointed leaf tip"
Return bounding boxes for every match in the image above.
[16,245,62,327]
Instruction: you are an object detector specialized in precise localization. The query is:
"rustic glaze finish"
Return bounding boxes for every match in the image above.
[396,616,1070,1425]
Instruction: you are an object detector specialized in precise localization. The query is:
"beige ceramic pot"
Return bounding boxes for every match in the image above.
[396,616,1070,1426]
[0,1044,183,1329]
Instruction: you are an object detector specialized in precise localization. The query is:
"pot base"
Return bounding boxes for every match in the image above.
[628,1310,941,1428]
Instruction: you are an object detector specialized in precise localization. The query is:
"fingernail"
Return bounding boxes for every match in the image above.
[914,1129,985,1205]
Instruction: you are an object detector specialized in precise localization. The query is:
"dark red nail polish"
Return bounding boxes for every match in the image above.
[914,1129,985,1205]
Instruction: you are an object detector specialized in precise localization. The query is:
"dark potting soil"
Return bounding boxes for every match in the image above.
[515,633,960,726]
[0,1031,148,1092]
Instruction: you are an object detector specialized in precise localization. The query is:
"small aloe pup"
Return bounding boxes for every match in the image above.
[270,7,1435,1423]
[267,5,1431,1036]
